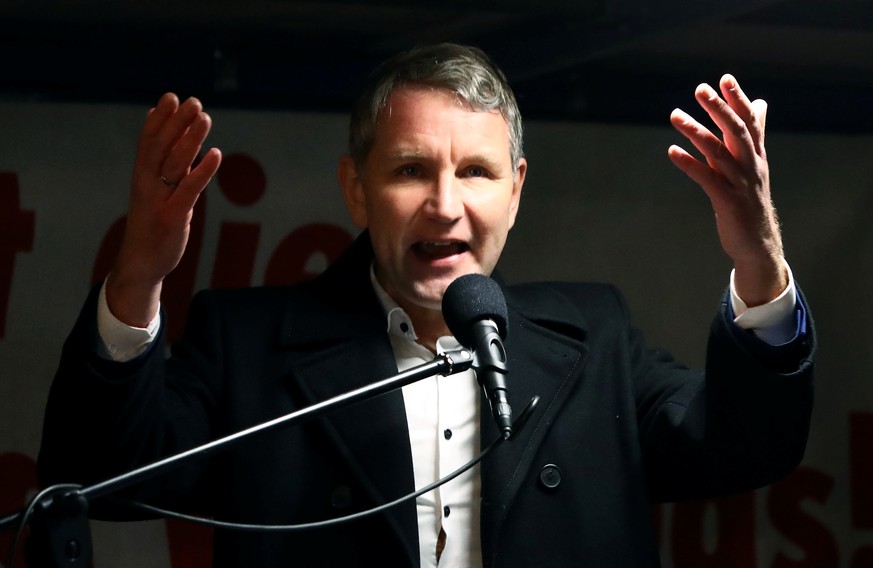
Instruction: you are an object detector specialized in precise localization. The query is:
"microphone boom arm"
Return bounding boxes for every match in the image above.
[1,348,475,567]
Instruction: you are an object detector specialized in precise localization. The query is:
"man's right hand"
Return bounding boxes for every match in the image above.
[106,93,222,327]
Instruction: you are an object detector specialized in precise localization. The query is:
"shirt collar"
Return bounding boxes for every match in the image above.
[370,264,419,342]
[369,264,462,354]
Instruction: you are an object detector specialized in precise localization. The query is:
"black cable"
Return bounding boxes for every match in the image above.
[4,397,538,562]
[128,425,500,531]
[5,483,82,568]
[126,395,539,532]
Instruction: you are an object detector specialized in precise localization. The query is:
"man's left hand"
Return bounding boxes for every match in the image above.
[668,74,787,307]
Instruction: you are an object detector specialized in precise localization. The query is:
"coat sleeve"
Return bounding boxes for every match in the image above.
[632,286,815,502]
[37,284,226,512]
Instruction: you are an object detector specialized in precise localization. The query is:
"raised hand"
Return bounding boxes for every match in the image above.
[106,94,222,326]
[668,74,787,307]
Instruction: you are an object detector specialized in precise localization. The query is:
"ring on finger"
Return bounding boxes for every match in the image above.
[160,175,179,188]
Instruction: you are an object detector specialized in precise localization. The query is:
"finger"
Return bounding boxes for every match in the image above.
[139,93,179,141]
[168,148,222,213]
[719,74,765,155]
[670,108,744,183]
[751,98,768,151]
[139,97,205,172]
[667,144,730,207]
[160,111,213,184]
[694,82,756,167]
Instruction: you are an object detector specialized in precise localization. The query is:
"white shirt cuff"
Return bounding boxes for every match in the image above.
[730,258,798,346]
[96,281,160,362]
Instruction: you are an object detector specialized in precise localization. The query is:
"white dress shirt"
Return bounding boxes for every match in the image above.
[371,271,482,567]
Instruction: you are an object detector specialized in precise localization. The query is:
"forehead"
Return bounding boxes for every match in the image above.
[370,86,511,157]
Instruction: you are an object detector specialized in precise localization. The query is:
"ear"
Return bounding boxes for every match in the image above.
[338,155,368,228]
[507,157,527,229]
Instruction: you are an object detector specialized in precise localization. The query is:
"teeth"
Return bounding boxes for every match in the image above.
[416,241,467,258]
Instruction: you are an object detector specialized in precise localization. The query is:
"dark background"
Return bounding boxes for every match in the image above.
[2,0,872,133]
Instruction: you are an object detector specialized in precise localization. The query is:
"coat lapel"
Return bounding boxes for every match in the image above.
[480,282,590,560]
[274,233,419,564]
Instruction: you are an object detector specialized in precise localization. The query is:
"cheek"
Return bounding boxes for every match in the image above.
[369,191,421,225]
[365,195,415,247]
[470,192,517,232]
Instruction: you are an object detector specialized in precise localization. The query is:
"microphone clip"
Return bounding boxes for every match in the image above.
[469,320,512,439]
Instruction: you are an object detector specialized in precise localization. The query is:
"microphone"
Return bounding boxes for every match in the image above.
[442,274,513,439]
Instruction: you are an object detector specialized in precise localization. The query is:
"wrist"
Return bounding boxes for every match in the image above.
[104,270,162,328]
[732,254,789,308]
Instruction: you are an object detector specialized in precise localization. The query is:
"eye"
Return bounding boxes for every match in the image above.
[464,165,491,178]
[397,164,421,177]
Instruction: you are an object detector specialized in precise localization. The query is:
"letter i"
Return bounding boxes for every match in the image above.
[211,153,266,289]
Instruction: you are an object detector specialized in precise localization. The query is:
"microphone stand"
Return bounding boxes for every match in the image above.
[1,349,475,567]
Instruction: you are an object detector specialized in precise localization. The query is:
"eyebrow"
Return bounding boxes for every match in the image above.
[464,154,504,171]
[385,150,429,162]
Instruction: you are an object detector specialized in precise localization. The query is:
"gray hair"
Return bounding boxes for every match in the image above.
[348,43,524,173]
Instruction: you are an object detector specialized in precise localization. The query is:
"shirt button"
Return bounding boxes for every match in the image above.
[443,429,453,440]
[400,322,409,333]
[444,505,451,517]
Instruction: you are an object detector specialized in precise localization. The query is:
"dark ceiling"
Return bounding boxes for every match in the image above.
[2,0,872,133]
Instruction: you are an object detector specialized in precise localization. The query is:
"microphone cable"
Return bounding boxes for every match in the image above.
[2,397,538,561]
[123,395,539,533]
[4,483,82,568]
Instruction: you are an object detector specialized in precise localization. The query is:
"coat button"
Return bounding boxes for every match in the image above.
[330,485,353,509]
[539,464,562,490]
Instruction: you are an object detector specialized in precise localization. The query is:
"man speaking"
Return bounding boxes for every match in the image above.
[39,43,814,566]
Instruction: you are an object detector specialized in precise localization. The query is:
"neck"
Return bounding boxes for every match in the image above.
[369,265,452,351]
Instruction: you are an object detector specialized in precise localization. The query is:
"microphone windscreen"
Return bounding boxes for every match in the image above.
[442,274,508,346]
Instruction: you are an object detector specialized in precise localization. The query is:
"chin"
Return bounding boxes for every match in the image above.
[407,281,452,311]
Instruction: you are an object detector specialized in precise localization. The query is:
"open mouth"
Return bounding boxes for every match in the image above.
[413,241,470,260]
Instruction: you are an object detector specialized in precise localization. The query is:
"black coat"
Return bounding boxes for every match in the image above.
[39,233,815,567]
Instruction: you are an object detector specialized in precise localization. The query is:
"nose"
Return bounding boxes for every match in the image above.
[425,173,463,223]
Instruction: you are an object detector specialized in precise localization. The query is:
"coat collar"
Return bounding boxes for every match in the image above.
[279,231,590,349]
[279,231,382,349]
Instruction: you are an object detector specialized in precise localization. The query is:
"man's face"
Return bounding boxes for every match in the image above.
[340,86,526,314]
